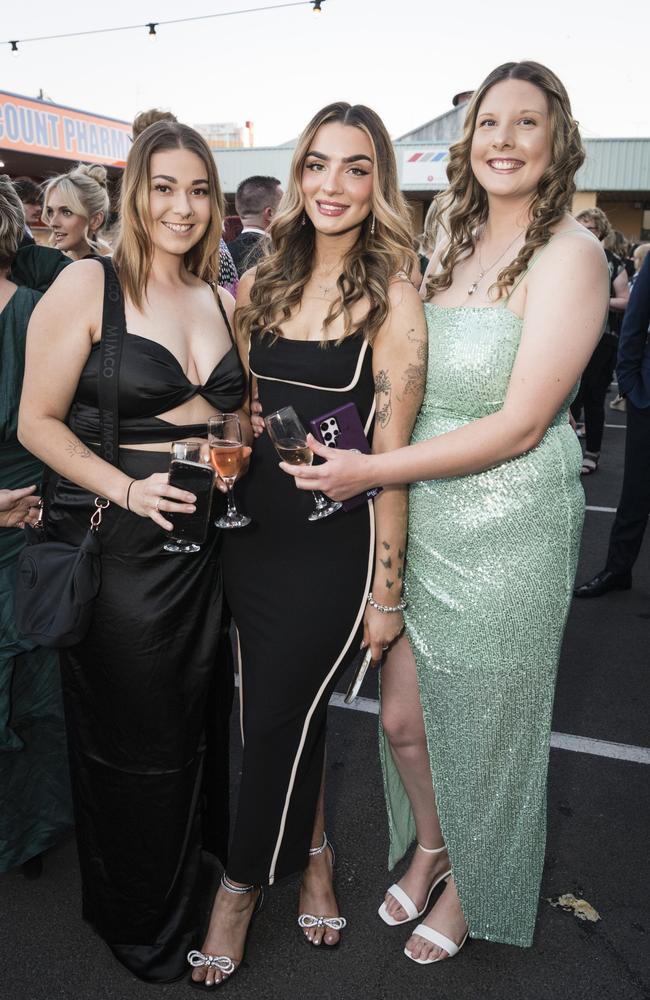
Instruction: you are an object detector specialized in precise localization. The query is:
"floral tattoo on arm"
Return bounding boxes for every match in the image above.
[398,328,427,400]
[375,369,392,429]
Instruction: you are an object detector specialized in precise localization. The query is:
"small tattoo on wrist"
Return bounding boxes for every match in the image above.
[66,439,91,459]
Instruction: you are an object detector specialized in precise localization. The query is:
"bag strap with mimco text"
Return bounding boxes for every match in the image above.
[95,257,125,469]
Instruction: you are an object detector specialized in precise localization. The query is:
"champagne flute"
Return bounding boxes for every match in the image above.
[208,414,251,529]
[264,406,342,522]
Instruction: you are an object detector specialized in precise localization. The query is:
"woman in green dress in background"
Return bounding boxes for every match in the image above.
[0,176,72,876]
[280,62,608,963]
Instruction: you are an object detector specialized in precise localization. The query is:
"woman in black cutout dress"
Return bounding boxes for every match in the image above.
[19,122,247,982]
[191,102,426,989]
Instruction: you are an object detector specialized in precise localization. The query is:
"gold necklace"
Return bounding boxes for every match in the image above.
[467,229,525,296]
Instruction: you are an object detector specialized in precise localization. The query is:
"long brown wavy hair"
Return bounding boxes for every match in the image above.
[425,61,585,302]
[114,121,224,309]
[237,102,417,344]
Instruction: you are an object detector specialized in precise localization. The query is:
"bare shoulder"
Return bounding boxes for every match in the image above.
[235,267,257,307]
[45,257,105,299]
[374,277,426,355]
[31,257,104,333]
[531,227,607,284]
[387,274,424,312]
[522,227,609,330]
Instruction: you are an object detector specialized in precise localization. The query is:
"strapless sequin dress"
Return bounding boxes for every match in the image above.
[380,301,584,948]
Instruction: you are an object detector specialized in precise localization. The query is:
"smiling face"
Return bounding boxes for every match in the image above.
[470,79,552,202]
[43,189,91,256]
[301,122,374,236]
[148,147,212,256]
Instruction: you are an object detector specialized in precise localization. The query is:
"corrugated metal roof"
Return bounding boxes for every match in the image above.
[579,139,650,191]
[212,137,650,195]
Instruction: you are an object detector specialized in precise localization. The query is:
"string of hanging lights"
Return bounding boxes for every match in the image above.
[3,1,326,54]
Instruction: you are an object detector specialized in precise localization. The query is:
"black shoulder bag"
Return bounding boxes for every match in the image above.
[14,257,124,648]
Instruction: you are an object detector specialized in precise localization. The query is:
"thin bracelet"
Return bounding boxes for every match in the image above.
[367,592,407,614]
[125,479,136,512]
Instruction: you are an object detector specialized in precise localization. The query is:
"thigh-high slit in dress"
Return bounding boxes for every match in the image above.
[381,288,584,948]
[45,271,246,981]
[221,330,375,886]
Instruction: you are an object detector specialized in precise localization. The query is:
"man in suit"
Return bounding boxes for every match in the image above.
[227,175,283,277]
[575,253,650,597]
[11,177,42,247]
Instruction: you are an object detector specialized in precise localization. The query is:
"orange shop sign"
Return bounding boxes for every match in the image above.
[0,91,132,166]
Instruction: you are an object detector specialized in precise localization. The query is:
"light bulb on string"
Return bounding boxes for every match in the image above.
[147,22,158,40]
[311,1,323,13]
[10,40,19,56]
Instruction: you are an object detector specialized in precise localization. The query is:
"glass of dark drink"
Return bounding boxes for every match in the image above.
[264,405,342,522]
[163,441,215,553]
[208,414,251,529]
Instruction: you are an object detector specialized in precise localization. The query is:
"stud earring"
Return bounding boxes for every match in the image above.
[370,213,376,236]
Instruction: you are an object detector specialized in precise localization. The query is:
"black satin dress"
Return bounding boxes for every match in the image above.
[45,278,246,982]
[221,331,375,885]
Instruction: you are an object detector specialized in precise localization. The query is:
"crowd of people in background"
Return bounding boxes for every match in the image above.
[1,58,649,990]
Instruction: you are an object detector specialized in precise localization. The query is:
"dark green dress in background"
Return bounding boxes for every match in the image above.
[0,247,73,872]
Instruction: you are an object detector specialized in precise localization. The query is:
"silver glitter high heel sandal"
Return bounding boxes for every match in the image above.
[187,874,264,990]
[378,842,451,926]
[298,833,347,948]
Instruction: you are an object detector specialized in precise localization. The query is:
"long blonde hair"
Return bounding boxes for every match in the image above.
[425,61,585,302]
[113,121,224,309]
[237,102,416,344]
[42,163,110,252]
[0,175,24,269]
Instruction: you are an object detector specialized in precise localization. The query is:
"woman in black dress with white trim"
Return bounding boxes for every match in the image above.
[189,102,427,988]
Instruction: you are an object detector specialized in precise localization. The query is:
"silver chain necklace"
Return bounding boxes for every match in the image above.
[467,228,525,296]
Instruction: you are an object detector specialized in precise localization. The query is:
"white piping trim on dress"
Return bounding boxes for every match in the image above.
[266,337,375,884]
[235,626,244,747]
[267,499,376,884]
[251,339,370,393]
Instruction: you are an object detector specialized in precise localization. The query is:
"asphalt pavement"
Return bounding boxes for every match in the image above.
[2,393,649,1000]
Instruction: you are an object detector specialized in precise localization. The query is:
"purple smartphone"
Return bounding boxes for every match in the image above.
[309,402,382,511]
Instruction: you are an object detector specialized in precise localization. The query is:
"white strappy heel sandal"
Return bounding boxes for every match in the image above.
[404,925,469,964]
[378,842,451,927]
[298,833,347,948]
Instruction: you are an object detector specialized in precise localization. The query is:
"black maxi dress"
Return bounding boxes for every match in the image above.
[45,267,246,981]
[221,330,375,886]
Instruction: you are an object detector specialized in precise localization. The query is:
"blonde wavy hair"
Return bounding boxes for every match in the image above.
[42,163,111,252]
[425,61,585,302]
[0,175,25,269]
[113,121,224,309]
[237,102,417,344]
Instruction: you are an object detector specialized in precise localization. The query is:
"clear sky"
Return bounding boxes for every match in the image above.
[1,0,648,145]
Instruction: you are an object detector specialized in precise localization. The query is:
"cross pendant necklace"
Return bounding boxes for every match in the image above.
[467,228,525,296]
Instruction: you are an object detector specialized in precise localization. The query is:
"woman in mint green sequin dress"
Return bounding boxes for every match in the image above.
[281,62,609,962]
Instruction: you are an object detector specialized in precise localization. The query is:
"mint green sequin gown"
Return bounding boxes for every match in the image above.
[380,302,584,948]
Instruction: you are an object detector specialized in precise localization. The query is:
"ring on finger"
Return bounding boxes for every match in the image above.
[155,497,162,512]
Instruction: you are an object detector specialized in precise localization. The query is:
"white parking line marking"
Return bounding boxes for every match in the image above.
[328,693,650,765]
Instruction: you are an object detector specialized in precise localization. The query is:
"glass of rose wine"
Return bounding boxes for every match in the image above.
[264,406,342,522]
[208,414,251,529]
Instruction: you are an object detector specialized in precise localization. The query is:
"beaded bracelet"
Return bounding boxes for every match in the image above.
[367,592,407,614]
[125,479,136,512]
